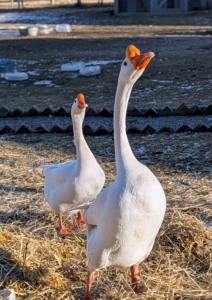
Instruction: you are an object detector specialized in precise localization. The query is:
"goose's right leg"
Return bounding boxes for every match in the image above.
[76,210,85,227]
[130,263,139,293]
[58,213,75,237]
[83,271,95,300]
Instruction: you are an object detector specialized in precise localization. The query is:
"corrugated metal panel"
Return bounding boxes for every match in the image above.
[153,0,185,11]
[143,0,151,11]
[188,0,201,10]
[117,0,207,13]
[200,0,207,8]
[174,0,182,8]
[127,0,137,12]
[118,0,127,12]
[137,0,151,12]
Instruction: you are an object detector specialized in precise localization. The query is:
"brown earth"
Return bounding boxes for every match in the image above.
[0,6,212,111]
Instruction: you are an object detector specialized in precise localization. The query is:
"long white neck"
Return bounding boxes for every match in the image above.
[72,112,91,165]
[114,79,138,177]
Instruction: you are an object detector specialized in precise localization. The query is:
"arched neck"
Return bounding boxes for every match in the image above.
[72,113,91,164]
[114,80,137,177]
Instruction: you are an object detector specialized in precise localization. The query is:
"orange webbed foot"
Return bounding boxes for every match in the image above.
[58,227,75,237]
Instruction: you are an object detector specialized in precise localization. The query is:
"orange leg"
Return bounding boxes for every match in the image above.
[58,212,75,237]
[130,264,139,293]
[83,271,95,300]
[76,210,85,227]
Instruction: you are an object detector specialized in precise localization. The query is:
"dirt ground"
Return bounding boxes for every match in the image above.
[1,7,212,299]
[0,5,212,111]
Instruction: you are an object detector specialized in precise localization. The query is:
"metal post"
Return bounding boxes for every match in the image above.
[17,0,24,9]
[211,0,212,31]
[150,0,154,13]
[114,0,119,14]
[184,0,188,12]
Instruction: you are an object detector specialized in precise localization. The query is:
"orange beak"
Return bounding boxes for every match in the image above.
[77,93,88,109]
[126,45,155,70]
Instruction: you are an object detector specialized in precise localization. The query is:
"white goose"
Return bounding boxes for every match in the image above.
[40,93,105,237]
[83,45,166,299]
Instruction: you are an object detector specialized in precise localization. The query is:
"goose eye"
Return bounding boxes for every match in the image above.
[123,61,127,66]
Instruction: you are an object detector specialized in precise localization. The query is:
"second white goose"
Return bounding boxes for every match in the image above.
[40,93,105,237]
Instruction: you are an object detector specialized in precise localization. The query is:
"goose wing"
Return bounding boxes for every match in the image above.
[40,160,76,187]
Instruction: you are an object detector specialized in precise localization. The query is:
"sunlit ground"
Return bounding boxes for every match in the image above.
[0,133,212,299]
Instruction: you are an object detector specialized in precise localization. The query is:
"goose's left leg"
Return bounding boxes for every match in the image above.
[58,212,75,237]
[83,271,95,300]
[76,210,85,227]
[130,263,139,293]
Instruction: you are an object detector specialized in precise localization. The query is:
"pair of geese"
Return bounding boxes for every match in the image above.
[41,45,166,300]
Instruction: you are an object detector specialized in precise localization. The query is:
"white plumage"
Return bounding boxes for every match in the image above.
[82,45,166,299]
[40,94,105,236]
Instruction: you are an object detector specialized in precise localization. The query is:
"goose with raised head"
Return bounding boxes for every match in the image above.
[40,93,105,237]
[82,45,166,299]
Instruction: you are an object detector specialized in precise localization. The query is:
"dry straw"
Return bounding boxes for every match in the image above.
[0,133,212,299]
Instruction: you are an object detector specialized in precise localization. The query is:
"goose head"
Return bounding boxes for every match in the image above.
[119,45,155,84]
[71,93,88,116]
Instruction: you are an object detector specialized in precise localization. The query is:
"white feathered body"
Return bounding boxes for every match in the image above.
[82,47,166,300]
[42,149,105,214]
[84,157,166,273]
